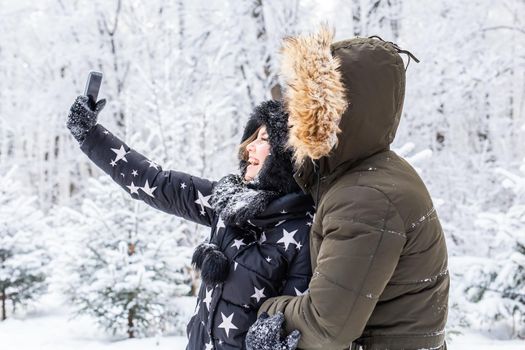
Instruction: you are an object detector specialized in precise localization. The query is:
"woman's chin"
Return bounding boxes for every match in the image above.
[244,171,254,181]
[245,166,255,181]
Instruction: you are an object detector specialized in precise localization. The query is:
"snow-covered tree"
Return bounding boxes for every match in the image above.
[0,166,51,320]
[64,176,192,338]
[460,157,525,339]
[398,0,525,254]
[1,0,525,341]
[0,0,310,213]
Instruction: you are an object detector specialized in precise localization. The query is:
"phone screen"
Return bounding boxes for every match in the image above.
[84,71,103,103]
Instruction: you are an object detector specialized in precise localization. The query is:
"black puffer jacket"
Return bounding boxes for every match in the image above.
[79,122,314,349]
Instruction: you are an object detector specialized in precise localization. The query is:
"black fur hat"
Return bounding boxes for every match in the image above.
[240,100,300,194]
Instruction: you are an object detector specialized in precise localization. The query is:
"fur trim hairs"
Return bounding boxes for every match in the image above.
[201,249,229,285]
[192,242,230,285]
[192,243,219,270]
[280,25,348,164]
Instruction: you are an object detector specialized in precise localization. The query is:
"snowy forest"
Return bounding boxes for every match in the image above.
[1,0,524,349]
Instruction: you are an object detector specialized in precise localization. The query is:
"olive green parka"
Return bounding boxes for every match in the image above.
[258,28,449,350]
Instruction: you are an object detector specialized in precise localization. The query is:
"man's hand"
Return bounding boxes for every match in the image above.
[66,95,106,144]
[246,312,301,350]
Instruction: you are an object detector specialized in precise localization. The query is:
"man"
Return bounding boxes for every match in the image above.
[246,27,449,350]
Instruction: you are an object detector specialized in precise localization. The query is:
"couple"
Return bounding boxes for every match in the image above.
[67,28,449,350]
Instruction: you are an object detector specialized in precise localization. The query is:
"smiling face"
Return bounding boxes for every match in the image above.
[242,126,271,181]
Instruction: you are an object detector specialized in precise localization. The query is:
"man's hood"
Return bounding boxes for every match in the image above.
[280,27,407,190]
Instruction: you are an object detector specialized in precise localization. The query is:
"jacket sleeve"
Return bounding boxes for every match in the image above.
[258,186,406,349]
[79,124,216,226]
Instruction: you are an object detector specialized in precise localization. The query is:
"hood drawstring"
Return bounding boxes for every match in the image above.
[314,160,321,206]
[368,35,420,71]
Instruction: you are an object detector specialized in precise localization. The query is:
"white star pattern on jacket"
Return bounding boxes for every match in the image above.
[277,228,298,250]
[111,145,128,163]
[146,159,159,169]
[218,312,238,337]
[193,301,200,316]
[195,190,212,215]
[78,124,316,350]
[231,239,245,250]
[294,287,308,296]
[203,287,213,311]
[140,179,157,197]
[126,181,140,194]
[251,287,266,303]
[216,217,225,231]
[275,220,286,227]
[205,341,213,350]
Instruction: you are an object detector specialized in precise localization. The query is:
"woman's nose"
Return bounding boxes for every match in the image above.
[246,142,255,152]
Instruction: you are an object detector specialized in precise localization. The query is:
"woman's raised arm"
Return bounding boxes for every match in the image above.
[78,123,216,226]
[67,95,215,226]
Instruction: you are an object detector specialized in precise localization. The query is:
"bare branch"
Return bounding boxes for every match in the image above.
[480,25,525,35]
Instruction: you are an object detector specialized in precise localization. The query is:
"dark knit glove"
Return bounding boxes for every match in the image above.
[246,312,301,350]
[66,95,106,144]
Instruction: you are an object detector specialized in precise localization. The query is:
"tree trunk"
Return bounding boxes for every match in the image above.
[99,0,128,129]
[1,288,6,321]
[388,0,402,40]
[1,253,5,320]
[176,0,185,52]
[252,0,275,95]
[127,306,135,338]
[351,0,362,36]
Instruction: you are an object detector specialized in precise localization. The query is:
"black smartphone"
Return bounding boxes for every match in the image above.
[84,71,103,106]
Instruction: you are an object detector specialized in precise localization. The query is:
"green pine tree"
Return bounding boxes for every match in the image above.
[65,176,193,338]
[0,166,51,320]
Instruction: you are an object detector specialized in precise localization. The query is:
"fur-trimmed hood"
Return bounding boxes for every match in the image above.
[279,26,407,191]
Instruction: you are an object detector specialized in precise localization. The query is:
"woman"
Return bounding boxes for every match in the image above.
[66,95,313,350]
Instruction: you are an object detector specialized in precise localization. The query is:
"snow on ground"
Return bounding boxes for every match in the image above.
[0,292,194,350]
[0,292,523,350]
[448,333,524,350]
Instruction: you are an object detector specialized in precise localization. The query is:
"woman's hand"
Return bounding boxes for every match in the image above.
[66,95,106,144]
[245,312,301,350]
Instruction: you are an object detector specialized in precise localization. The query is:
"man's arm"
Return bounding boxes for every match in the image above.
[258,186,406,349]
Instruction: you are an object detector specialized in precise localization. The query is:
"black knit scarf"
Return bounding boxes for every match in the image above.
[210,174,280,230]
